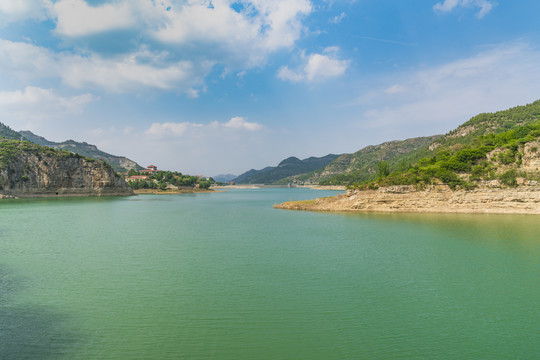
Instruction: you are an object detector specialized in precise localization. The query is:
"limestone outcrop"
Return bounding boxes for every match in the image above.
[0,142,133,198]
[276,184,540,214]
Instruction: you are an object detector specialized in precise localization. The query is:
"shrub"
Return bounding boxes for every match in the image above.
[499,169,518,187]
[498,150,515,165]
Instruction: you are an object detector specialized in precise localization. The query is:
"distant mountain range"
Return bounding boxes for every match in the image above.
[0,122,142,173]
[213,174,237,183]
[233,100,540,187]
[233,154,339,184]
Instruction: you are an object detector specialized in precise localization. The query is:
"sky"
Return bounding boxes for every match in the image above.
[1,0,540,176]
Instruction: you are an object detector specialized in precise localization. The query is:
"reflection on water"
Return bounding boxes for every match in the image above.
[343,211,540,257]
[0,266,82,359]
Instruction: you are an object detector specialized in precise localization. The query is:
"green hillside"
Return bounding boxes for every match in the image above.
[19,131,143,173]
[0,123,25,141]
[300,136,441,186]
[350,100,540,190]
[233,154,339,184]
[315,100,540,187]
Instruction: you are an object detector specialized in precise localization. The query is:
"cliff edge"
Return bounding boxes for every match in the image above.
[0,140,133,198]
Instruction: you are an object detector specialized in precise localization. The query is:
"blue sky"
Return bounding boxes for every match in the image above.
[2,0,540,176]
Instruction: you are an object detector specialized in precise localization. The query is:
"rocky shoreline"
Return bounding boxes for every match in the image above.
[275,184,540,214]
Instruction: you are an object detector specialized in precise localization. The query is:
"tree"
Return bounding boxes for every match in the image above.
[376,161,390,180]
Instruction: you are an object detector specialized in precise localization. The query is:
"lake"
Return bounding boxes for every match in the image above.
[1,188,539,359]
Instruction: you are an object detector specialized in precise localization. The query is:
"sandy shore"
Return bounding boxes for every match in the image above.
[275,185,540,214]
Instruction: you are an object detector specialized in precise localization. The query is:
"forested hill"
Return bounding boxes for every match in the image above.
[343,99,540,190]
[0,124,143,173]
[297,135,442,186]
[233,154,339,184]
[0,123,25,141]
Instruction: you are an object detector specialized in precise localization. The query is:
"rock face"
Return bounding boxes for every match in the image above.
[275,185,540,214]
[0,143,133,198]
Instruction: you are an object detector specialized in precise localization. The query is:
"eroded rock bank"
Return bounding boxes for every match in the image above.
[0,145,133,198]
[275,184,540,214]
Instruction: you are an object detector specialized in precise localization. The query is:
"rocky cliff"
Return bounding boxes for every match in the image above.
[0,140,133,198]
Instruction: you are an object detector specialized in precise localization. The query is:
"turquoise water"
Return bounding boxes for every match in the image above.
[1,188,539,359]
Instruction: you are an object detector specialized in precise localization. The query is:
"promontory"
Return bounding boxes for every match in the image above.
[0,139,133,198]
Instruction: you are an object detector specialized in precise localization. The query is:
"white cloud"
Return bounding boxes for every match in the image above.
[433,0,495,18]
[329,12,346,24]
[0,86,96,130]
[146,122,194,137]
[278,47,350,83]
[224,116,263,131]
[0,0,313,94]
[0,0,53,24]
[145,116,263,138]
[354,43,540,137]
[0,39,209,93]
[51,0,311,69]
[54,0,138,36]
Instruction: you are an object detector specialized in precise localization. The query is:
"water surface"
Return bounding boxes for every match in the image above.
[1,188,538,359]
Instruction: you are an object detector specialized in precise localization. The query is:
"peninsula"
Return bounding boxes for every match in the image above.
[277,100,540,214]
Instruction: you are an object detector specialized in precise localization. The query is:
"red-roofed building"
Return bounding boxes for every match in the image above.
[140,165,158,174]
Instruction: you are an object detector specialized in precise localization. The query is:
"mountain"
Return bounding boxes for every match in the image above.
[233,154,340,184]
[213,174,237,183]
[289,136,440,186]
[0,139,133,198]
[349,99,540,190]
[19,131,142,173]
[303,100,540,187]
[0,122,25,141]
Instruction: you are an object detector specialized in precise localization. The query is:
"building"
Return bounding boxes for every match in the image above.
[140,165,159,174]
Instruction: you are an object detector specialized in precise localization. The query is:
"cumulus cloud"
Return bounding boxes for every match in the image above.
[0,0,53,25]
[52,0,311,68]
[0,0,313,94]
[145,116,263,138]
[54,0,138,36]
[0,86,96,130]
[433,0,495,18]
[0,39,209,93]
[354,43,540,137]
[278,47,350,83]
[224,116,263,131]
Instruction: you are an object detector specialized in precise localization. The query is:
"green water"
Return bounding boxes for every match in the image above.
[1,188,539,359]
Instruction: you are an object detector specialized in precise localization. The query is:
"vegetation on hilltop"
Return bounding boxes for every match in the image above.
[351,118,540,191]
[20,131,143,173]
[0,123,24,141]
[318,100,540,187]
[305,136,441,186]
[0,139,85,168]
[233,154,339,184]
[126,170,215,190]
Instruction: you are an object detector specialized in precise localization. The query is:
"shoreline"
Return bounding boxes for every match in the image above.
[212,184,347,190]
[133,189,215,195]
[275,185,540,215]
